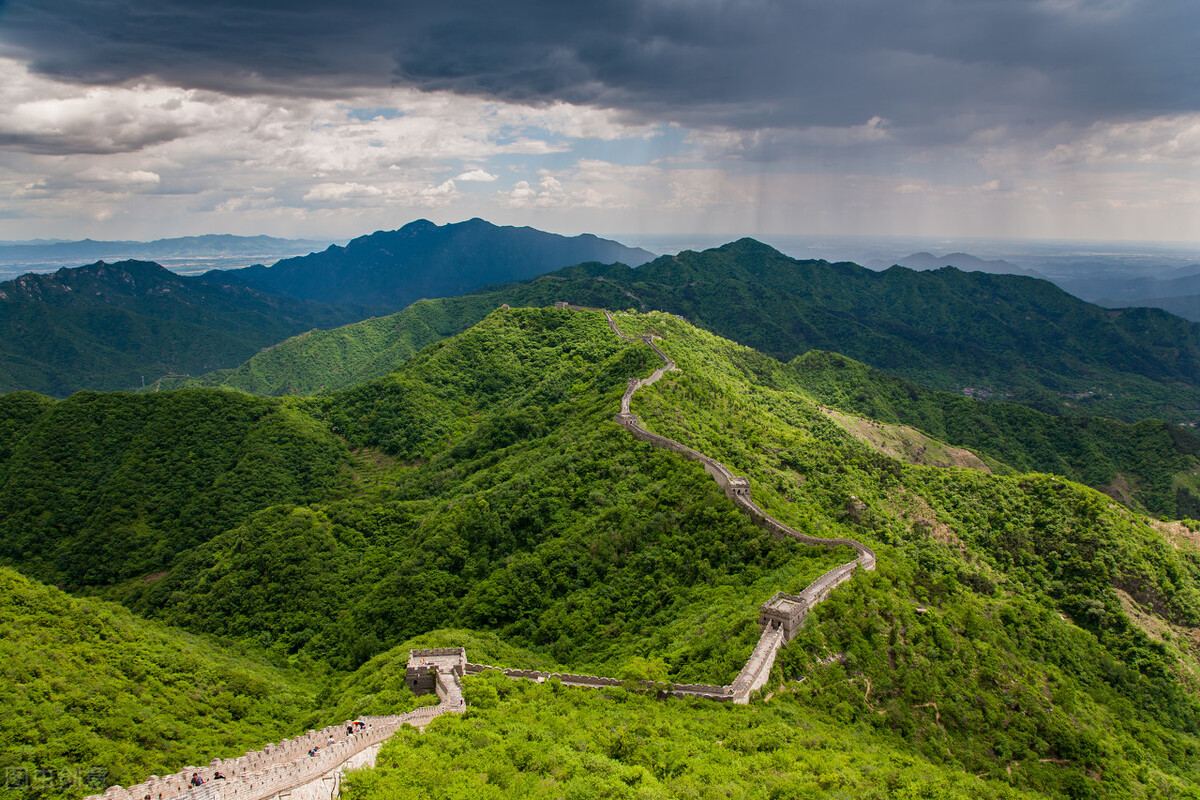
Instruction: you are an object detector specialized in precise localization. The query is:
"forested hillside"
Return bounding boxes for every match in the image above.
[0,260,367,396]
[4,307,1200,798]
[187,280,1200,520]
[192,238,1200,426]
[789,350,1200,519]
[0,389,351,585]
[0,566,322,799]
[558,239,1200,424]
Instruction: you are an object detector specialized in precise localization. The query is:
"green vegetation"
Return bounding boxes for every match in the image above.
[0,567,321,800]
[191,239,1200,426]
[344,672,1043,800]
[790,350,1200,518]
[0,389,352,585]
[590,240,1200,424]
[0,260,367,397]
[4,307,1200,798]
[123,309,844,677]
[181,294,522,395]
[176,274,630,396]
[601,311,1200,796]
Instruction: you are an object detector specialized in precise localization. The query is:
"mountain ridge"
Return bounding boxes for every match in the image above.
[0,259,370,396]
[205,217,655,308]
[193,237,1200,426]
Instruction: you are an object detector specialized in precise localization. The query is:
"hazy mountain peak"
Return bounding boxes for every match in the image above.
[208,218,655,308]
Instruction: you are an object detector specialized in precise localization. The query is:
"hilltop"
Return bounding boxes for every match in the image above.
[4,307,1200,797]
[206,218,655,308]
[0,260,368,396]
[193,238,1200,425]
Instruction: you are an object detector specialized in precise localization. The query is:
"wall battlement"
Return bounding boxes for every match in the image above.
[600,308,875,703]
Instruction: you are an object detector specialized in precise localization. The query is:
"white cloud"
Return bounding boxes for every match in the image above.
[2,51,1200,244]
[303,182,385,202]
[77,168,162,186]
[454,169,499,182]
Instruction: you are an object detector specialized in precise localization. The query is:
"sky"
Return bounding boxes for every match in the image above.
[1,0,1199,243]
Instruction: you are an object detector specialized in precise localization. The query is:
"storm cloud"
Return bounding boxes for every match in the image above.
[3,0,1199,140]
[2,0,1198,243]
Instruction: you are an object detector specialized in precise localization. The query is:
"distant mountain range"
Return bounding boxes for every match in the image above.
[864,251,1042,277]
[0,220,656,395]
[1069,270,1200,323]
[206,218,655,308]
[0,234,334,271]
[192,238,1200,425]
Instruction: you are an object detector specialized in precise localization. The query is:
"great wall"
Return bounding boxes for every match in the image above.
[88,307,875,800]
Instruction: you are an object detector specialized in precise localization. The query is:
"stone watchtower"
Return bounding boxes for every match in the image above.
[405,648,467,695]
[725,476,751,499]
[758,592,808,642]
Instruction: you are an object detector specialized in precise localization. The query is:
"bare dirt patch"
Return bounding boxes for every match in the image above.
[819,408,990,472]
[1099,474,1137,506]
[1150,518,1200,551]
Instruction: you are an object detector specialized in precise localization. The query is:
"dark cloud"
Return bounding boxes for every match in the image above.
[2,0,1198,140]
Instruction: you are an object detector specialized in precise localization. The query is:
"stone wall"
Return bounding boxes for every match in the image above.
[729,625,785,703]
[87,707,453,800]
[93,305,881,800]
[601,307,876,701]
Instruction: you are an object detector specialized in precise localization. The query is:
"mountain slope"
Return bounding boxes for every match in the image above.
[177,277,618,395]
[6,308,1200,797]
[582,239,1200,422]
[0,260,368,396]
[789,350,1200,518]
[206,218,654,308]
[197,239,1200,424]
[0,389,352,585]
[0,566,323,800]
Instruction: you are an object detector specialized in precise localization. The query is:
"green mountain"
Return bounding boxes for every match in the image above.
[206,217,654,308]
[5,307,1200,797]
[195,238,1200,426]
[0,260,369,396]
[0,565,322,800]
[552,239,1200,424]
[184,258,1200,519]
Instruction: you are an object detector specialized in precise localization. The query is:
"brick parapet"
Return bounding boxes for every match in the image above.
[87,708,452,800]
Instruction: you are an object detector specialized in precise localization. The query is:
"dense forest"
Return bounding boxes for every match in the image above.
[181,282,1200,519]
[3,308,1200,799]
[185,239,1200,426]
[0,260,367,397]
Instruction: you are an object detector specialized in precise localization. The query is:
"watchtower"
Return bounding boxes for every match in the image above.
[759,592,808,642]
[726,476,751,499]
[405,648,467,695]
